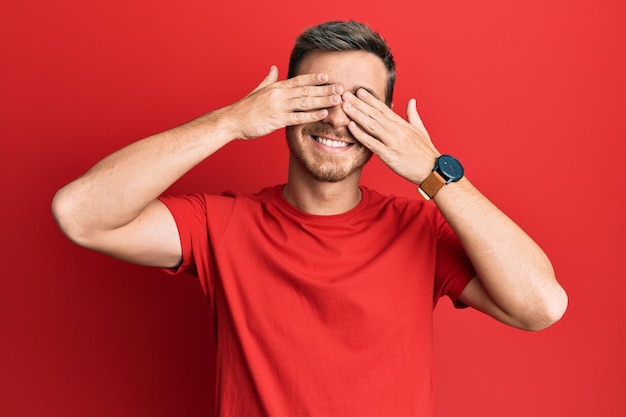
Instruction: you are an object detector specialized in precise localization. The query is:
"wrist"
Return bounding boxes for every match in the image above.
[210,105,245,142]
[414,153,440,185]
[417,154,464,200]
[175,109,239,157]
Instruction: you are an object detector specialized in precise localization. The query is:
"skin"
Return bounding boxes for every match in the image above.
[283,51,384,214]
[52,50,567,331]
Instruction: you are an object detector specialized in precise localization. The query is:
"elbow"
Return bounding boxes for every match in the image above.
[519,260,568,331]
[524,285,569,332]
[51,187,90,247]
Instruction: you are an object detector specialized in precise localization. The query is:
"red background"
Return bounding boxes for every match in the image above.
[2,0,625,416]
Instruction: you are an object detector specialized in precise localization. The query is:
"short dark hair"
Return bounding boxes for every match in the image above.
[288,20,396,105]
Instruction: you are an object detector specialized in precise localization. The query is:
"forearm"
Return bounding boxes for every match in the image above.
[53,68,342,244]
[52,108,236,240]
[434,177,567,329]
[339,90,567,329]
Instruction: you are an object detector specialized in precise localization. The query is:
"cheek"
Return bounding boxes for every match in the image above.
[286,125,299,136]
[285,126,296,141]
[285,126,304,149]
[286,125,310,142]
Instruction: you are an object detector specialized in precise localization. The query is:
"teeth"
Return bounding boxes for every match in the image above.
[314,136,350,148]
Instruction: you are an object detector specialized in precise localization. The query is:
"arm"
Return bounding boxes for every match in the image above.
[341,89,567,331]
[52,67,344,268]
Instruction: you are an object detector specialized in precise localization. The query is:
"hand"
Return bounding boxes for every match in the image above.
[226,66,344,140]
[342,88,441,185]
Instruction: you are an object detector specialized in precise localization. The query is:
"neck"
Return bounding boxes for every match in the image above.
[283,161,363,215]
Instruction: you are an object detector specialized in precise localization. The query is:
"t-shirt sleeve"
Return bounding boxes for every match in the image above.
[158,193,236,296]
[432,212,476,308]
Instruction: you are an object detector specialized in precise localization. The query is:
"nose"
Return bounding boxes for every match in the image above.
[322,103,350,128]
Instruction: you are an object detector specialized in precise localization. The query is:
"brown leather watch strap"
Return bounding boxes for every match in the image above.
[418,171,446,200]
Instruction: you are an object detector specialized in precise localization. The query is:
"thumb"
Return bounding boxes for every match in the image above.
[250,65,279,94]
[406,98,425,130]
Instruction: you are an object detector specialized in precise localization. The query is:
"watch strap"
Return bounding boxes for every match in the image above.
[418,170,446,200]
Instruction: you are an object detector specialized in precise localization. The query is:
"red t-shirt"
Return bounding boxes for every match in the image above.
[159,185,474,417]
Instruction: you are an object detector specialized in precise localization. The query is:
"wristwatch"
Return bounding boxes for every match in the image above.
[418,155,464,200]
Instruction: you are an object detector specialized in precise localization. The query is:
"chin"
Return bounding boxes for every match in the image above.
[294,151,373,183]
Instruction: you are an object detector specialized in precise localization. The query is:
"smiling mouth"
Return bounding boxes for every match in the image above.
[312,135,354,148]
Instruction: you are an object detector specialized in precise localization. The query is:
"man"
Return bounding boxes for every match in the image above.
[52,20,567,416]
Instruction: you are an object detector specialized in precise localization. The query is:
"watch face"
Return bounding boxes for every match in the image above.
[437,155,464,182]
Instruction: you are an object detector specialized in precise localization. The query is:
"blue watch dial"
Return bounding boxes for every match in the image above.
[436,155,464,183]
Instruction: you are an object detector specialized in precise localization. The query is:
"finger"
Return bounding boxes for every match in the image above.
[353,88,409,127]
[347,120,386,154]
[284,81,344,101]
[288,92,342,112]
[284,72,330,88]
[285,109,329,126]
[406,98,425,130]
[342,94,386,139]
[250,65,279,94]
[344,89,403,126]
[342,91,380,119]
[354,87,390,112]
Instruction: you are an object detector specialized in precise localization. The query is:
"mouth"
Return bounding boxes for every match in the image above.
[311,135,354,149]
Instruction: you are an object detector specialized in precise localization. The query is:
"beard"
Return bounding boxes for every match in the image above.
[286,123,373,183]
